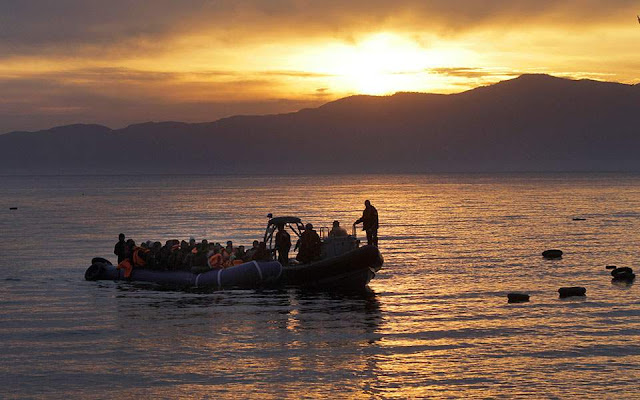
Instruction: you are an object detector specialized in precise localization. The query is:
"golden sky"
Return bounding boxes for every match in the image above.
[0,1,639,132]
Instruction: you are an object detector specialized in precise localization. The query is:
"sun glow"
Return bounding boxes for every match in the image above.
[295,33,472,95]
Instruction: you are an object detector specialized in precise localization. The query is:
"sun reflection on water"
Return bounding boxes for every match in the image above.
[2,174,640,398]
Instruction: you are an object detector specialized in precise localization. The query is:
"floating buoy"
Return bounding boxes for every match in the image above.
[507,293,530,303]
[612,274,636,283]
[605,265,617,270]
[542,249,563,259]
[611,267,633,276]
[611,267,635,281]
[558,287,586,298]
[9,207,17,210]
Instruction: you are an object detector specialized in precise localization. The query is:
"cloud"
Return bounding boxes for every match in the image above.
[427,67,521,79]
[1,0,637,58]
[429,67,492,79]
[0,66,331,94]
[0,66,328,133]
[261,71,336,78]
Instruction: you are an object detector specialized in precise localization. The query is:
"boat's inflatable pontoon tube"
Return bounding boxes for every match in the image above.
[85,260,283,289]
[283,245,383,288]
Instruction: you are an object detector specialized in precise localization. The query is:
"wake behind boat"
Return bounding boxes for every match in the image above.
[85,215,383,290]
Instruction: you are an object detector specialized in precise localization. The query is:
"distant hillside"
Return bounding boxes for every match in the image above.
[1,74,639,174]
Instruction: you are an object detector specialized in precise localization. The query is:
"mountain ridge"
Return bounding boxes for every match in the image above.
[2,74,639,174]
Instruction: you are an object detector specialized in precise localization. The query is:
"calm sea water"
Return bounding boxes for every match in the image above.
[1,174,640,399]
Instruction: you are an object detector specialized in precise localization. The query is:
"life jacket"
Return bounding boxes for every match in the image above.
[117,259,133,278]
[132,247,150,268]
[208,253,223,268]
[222,247,234,261]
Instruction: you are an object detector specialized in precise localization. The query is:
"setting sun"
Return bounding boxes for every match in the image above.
[294,33,474,95]
[328,33,431,95]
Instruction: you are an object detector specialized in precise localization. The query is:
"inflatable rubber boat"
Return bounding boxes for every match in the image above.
[84,215,383,290]
[85,258,284,289]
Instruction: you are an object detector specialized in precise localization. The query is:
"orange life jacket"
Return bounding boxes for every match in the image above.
[221,259,244,268]
[208,253,223,268]
[133,247,150,268]
[117,259,133,278]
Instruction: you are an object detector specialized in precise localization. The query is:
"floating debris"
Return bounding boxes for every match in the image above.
[558,287,586,298]
[507,293,530,303]
[605,265,617,270]
[611,267,635,282]
[9,207,17,210]
[572,218,586,221]
[542,249,563,259]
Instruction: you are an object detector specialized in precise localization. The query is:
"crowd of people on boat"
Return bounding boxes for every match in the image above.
[113,200,379,277]
[114,235,271,276]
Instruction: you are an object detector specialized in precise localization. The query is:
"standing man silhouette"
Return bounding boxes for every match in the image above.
[114,233,127,263]
[275,224,291,265]
[354,200,379,247]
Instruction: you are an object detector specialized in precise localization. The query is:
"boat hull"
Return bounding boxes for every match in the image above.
[84,245,383,290]
[84,260,283,289]
[282,245,383,289]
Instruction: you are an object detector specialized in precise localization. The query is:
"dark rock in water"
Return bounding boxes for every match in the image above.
[605,265,617,270]
[507,293,530,303]
[611,267,635,281]
[542,249,563,259]
[9,207,17,210]
[558,286,586,298]
[572,218,586,221]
